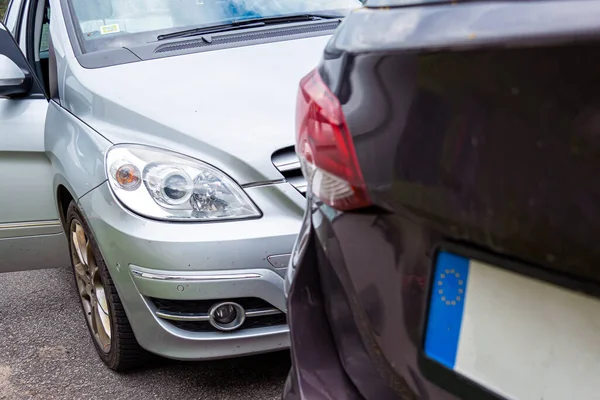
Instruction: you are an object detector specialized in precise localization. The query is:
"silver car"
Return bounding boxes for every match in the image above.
[0,0,360,370]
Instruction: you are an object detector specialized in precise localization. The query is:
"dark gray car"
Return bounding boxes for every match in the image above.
[284,0,600,399]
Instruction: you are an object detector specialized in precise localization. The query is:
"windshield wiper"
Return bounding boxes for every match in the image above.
[157,14,342,41]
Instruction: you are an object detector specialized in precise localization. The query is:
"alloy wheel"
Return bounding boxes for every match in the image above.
[70,220,112,353]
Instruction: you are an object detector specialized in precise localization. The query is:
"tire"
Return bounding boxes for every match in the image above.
[66,201,151,371]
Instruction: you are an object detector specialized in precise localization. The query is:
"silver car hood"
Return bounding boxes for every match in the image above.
[63,35,331,185]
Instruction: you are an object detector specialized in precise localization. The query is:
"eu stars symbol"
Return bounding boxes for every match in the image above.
[424,252,471,368]
[437,269,464,306]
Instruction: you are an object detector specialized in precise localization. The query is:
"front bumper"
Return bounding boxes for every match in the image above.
[78,181,304,360]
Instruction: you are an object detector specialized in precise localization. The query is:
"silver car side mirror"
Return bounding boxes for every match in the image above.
[0,54,30,97]
[0,54,25,85]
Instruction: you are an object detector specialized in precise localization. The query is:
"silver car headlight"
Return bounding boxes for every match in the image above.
[105,144,261,221]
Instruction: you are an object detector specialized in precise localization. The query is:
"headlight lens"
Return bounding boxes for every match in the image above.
[106,145,261,221]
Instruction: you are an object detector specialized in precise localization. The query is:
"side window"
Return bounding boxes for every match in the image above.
[39,4,49,54]
[4,0,22,35]
[26,0,51,96]
[17,0,29,50]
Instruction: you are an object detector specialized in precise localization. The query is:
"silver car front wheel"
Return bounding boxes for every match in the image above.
[71,219,112,352]
[66,201,152,371]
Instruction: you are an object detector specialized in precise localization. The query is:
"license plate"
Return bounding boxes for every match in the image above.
[424,251,600,400]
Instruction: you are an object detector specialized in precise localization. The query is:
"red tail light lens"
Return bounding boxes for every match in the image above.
[295,68,371,211]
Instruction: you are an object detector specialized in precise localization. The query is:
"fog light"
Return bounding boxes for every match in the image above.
[208,302,245,331]
[214,304,236,324]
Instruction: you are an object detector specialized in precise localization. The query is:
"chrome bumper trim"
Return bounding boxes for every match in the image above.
[245,308,282,317]
[241,179,286,188]
[130,265,262,281]
[155,307,282,322]
[155,311,210,322]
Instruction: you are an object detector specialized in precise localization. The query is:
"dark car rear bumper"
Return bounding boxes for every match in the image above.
[284,204,451,400]
[283,213,364,400]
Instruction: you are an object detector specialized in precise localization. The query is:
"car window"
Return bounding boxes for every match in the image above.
[67,0,362,53]
[17,0,29,49]
[4,0,22,35]
[39,5,49,53]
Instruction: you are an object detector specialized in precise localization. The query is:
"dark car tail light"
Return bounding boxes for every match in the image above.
[295,68,371,211]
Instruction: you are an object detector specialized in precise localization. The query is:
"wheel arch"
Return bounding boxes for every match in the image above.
[56,183,75,229]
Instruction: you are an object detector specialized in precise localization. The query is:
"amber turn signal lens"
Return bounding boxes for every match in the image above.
[115,164,141,190]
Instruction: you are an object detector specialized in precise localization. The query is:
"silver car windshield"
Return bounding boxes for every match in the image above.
[68,0,362,52]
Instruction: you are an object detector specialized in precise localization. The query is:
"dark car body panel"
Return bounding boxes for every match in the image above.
[286,1,600,399]
[341,41,600,283]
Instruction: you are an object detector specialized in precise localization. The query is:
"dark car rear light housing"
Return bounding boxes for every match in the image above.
[295,68,371,211]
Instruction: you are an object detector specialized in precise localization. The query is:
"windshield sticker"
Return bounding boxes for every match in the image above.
[100,24,120,35]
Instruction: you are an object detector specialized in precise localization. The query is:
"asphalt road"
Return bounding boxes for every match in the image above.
[0,267,290,400]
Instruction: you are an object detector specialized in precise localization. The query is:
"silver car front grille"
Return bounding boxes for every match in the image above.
[272,147,307,196]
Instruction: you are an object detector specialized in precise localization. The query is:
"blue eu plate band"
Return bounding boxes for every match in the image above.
[424,251,471,369]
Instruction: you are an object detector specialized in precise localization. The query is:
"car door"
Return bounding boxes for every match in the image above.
[0,21,68,273]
